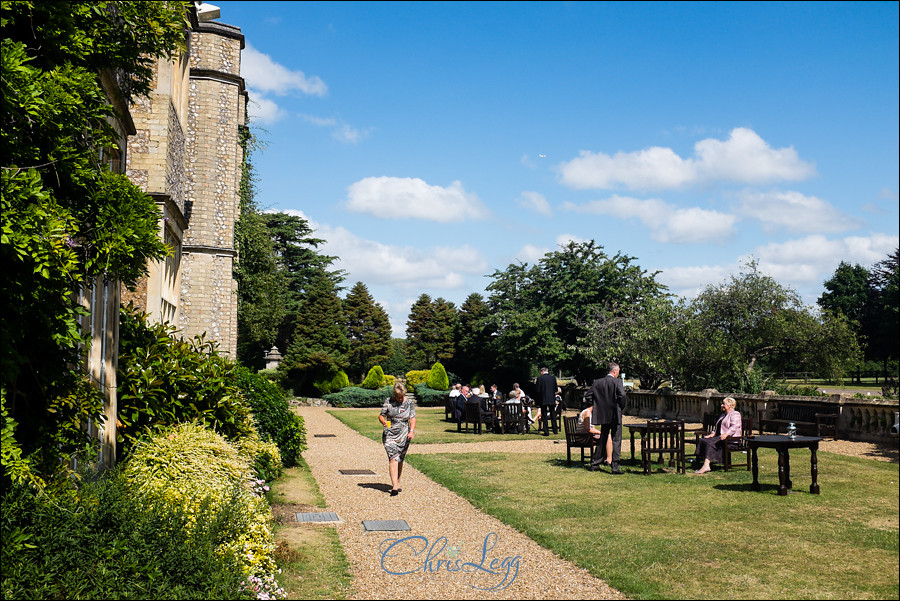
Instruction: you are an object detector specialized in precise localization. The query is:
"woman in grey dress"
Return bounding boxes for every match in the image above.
[379,382,416,496]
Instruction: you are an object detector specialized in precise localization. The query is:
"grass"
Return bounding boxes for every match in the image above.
[269,457,353,600]
[327,406,567,444]
[402,449,899,600]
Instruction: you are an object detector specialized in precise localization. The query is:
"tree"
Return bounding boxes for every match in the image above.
[405,294,458,369]
[1,0,186,480]
[687,261,861,391]
[486,240,667,383]
[234,123,285,368]
[279,275,349,395]
[453,293,495,381]
[261,211,343,352]
[579,295,687,390]
[344,282,392,382]
[381,338,411,376]
[870,248,899,371]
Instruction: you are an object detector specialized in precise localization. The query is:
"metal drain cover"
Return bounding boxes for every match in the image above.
[362,520,410,532]
[295,512,341,523]
[339,469,376,475]
[314,434,336,438]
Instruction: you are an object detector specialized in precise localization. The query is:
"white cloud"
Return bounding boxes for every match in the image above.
[656,232,900,301]
[345,177,489,222]
[241,44,327,125]
[556,233,588,246]
[242,44,327,97]
[735,190,863,233]
[693,128,816,183]
[246,94,286,125]
[514,244,549,264]
[557,127,816,191]
[300,114,372,144]
[564,195,737,244]
[318,225,488,289]
[517,191,552,216]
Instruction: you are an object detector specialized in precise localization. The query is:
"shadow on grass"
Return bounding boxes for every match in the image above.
[712,482,775,493]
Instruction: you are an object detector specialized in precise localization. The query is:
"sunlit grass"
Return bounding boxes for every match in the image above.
[403,449,899,599]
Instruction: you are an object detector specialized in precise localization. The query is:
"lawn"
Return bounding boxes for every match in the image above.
[406,450,899,599]
[327,406,566,444]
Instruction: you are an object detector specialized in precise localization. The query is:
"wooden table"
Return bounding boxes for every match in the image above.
[748,435,823,496]
[625,421,683,464]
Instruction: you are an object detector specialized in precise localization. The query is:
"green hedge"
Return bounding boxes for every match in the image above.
[233,368,307,468]
[323,385,391,408]
[413,384,447,406]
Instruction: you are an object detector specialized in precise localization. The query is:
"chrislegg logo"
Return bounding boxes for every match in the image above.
[379,532,521,590]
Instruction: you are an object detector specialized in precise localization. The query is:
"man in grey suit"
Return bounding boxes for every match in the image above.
[588,362,627,474]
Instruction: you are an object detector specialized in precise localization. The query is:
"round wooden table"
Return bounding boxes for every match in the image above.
[748,435,823,495]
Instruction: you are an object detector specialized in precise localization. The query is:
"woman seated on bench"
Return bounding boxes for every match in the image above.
[695,397,742,474]
[577,405,612,465]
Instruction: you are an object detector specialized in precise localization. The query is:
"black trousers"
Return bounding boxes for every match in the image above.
[540,404,558,434]
[591,422,622,468]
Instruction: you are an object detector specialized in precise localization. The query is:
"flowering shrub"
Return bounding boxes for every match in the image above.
[240,573,287,600]
[121,423,283,590]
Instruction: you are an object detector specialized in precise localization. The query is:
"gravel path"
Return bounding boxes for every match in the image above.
[296,406,626,600]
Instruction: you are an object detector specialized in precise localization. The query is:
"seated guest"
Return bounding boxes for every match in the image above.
[695,397,742,474]
[489,384,502,410]
[510,383,525,401]
[454,385,471,422]
[576,405,612,464]
[448,383,461,399]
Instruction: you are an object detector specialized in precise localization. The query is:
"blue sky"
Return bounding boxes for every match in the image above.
[211,1,899,336]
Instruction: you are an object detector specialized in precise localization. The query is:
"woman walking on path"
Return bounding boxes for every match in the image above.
[379,382,416,495]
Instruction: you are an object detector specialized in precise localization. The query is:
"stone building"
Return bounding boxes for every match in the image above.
[124,2,246,358]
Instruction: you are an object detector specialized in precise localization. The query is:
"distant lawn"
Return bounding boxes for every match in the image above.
[403,450,899,600]
[327,406,566,444]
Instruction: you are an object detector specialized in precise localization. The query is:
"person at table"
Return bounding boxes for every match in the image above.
[576,405,613,464]
[489,384,503,410]
[454,385,471,423]
[536,367,559,436]
[378,382,416,496]
[694,397,742,474]
[588,361,627,474]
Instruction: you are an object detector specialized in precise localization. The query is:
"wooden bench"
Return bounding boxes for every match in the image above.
[563,416,597,466]
[758,402,838,439]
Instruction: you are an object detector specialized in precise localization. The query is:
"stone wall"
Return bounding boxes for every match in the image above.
[179,21,245,356]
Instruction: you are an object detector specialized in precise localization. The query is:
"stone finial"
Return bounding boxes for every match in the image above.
[263,346,283,370]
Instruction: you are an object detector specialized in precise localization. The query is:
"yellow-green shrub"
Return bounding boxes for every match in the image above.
[121,423,277,579]
[405,370,430,387]
[382,374,395,387]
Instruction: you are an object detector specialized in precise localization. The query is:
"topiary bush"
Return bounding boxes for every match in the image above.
[382,373,395,387]
[232,368,307,468]
[323,385,391,408]
[426,362,449,390]
[361,365,385,389]
[331,369,350,391]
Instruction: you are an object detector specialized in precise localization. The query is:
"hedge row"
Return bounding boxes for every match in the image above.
[322,385,392,408]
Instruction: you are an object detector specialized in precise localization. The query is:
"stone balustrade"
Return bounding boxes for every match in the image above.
[571,387,899,443]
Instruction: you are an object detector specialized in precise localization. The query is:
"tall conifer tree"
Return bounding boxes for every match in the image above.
[344,282,392,381]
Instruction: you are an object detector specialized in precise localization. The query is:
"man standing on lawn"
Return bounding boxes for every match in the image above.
[588,362,627,474]
[535,367,559,436]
